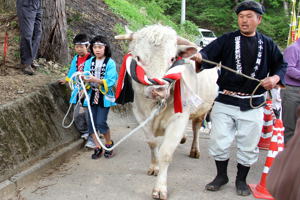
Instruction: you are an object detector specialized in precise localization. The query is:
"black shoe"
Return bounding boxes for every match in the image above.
[104,141,114,158]
[23,64,35,75]
[91,147,103,159]
[206,175,229,191]
[31,62,40,69]
[236,180,251,196]
[235,163,251,196]
[205,160,229,191]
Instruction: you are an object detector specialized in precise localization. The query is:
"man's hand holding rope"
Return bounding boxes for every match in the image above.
[190,52,202,64]
[261,75,280,90]
[190,52,280,89]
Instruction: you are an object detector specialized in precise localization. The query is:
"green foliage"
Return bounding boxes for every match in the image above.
[103,0,198,40]
[258,10,289,48]
[265,0,284,8]
[10,21,18,28]
[161,0,236,35]
[113,24,130,52]
[12,35,20,43]
[60,65,70,73]
[14,51,20,60]
[156,0,290,48]
[103,0,149,31]
[67,11,83,24]
[66,29,76,55]
[179,20,199,41]
[104,0,290,48]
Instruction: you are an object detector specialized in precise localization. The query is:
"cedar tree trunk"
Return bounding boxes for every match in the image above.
[39,0,69,64]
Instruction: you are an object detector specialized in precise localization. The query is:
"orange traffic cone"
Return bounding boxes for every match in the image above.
[258,99,274,150]
[275,119,284,152]
[249,119,285,199]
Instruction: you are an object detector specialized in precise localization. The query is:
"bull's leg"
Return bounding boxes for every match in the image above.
[152,113,190,200]
[190,117,202,158]
[147,141,159,176]
[180,133,187,144]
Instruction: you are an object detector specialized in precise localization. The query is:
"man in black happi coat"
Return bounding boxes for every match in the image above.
[191,0,287,196]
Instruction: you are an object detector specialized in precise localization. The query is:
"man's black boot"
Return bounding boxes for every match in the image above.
[205,159,229,191]
[235,163,251,196]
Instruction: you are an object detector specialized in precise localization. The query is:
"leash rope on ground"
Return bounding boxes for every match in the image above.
[62,72,164,151]
[62,72,88,129]
[201,58,266,109]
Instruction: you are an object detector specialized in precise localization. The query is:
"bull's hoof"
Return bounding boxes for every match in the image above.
[147,168,159,176]
[189,149,200,159]
[180,136,187,144]
[152,189,167,200]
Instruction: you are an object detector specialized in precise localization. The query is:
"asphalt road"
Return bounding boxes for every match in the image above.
[20,111,267,200]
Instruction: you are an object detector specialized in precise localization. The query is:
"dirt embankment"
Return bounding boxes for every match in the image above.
[0,0,127,105]
[66,0,127,65]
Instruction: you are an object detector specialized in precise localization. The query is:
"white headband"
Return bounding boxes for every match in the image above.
[93,42,106,46]
[74,41,90,45]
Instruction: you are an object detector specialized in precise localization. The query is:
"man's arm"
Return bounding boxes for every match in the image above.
[269,41,287,87]
[191,34,227,72]
[284,45,300,81]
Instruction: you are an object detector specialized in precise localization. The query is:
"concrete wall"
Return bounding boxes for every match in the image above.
[0,83,80,183]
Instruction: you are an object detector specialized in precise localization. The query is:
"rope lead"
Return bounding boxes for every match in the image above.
[202,58,266,109]
[62,72,164,151]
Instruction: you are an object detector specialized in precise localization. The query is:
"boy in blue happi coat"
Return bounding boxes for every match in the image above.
[59,33,92,105]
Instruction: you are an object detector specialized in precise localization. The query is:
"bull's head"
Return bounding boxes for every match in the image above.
[115,24,197,100]
[115,26,197,62]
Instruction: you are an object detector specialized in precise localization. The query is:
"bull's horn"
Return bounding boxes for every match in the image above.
[125,25,133,34]
[114,33,134,40]
[177,36,195,46]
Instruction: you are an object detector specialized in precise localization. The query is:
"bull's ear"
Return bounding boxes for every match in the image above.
[177,36,195,46]
[177,45,199,57]
[114,33,134,40]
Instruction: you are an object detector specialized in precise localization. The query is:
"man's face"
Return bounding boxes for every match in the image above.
[74,44,89,57]
[238,10,262,36]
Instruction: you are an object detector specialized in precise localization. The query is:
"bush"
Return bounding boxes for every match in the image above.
[104,0,199,41]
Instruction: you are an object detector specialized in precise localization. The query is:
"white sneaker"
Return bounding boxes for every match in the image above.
[85,140,96,149]
[207,122,212,130]
[203,128,211,134]
[81,133,89,140]
[200,127,205,132]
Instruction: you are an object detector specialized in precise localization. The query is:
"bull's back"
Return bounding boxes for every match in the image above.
[196,68,218,103]
[190,67,218,118]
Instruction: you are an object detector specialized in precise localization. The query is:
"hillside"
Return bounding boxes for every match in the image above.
[66,0,127,66]
[0,0,127,104]
[0,0,291,104]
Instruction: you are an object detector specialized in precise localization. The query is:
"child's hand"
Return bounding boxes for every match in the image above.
[83,75,100,83]
[58,79,67,84]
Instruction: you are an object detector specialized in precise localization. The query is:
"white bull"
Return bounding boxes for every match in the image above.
[115,24,218,200]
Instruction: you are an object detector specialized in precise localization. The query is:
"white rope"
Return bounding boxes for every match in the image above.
[61,101,77,128]
[185,53,267,109]
[62,71,162,151]
[61,72,89,128]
